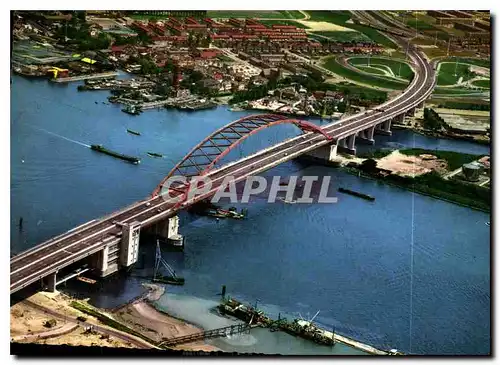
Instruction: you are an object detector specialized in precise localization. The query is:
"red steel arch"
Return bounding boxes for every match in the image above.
[152,114,332,197]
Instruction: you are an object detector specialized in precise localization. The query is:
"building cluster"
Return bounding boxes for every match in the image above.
[247,85,346,118]
[423,11,490,55]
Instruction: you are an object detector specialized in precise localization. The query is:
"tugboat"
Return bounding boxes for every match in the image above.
[147,152,163,158]
[122,105,141,115]
[127,129,141,136]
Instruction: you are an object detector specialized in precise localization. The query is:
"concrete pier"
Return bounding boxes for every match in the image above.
[145,215,184,245]
[337,135,356,154]
[375,120,392,136]
[305,143,338,161]
[120,221,141,268]
[50,71,118,83]
[46,272,57,293]
[357,126,375,144]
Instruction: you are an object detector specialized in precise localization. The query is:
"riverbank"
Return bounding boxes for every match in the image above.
[113,284,221,352]
[10,285,222,353]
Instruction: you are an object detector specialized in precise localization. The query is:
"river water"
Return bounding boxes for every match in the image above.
[10,75,490,355]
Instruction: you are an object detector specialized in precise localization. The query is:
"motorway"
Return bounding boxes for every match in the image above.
[10,39,436,295]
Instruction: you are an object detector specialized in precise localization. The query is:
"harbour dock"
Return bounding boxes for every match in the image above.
[218,297,399,355]
[50,71,118,83]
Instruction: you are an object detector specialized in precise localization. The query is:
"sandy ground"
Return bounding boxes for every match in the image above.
[11,302,67,337]
[40,327,136,348]
[376,150,448,176]
[296,20,355,32]
[10,293,137,348]
[114,301,220,352]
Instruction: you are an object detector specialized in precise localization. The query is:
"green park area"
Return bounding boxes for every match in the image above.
[206,10,304,19]
[437,62,483,86]
[310,31,371,42]
[347,57,414,80]
[471,79,490,89]
[355,66,387,76]
[304,11,397,48]
[258,19,309,28]
[322,57,409,90]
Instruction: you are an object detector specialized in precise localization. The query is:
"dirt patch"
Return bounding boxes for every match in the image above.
[297,20,355,32]
[114,301,221,352]
[40,327,136,348]
[10,302,65,338]
[376,150,448,176]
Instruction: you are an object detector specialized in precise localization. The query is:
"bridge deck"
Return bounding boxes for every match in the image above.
[10,39,436,295]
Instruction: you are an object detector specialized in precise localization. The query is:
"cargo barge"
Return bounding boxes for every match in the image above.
[338,187,375,201]
[127,129,141,136]
[90,144,140,164]
[147,152,163,158]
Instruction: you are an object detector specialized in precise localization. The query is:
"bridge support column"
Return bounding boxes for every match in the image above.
[147,216,184,246]
[337,135,356,155]
[417,100,425,109]
[120,221,141,268]
[356,126,375,145]
[407,107,416,117]
[304,143,338,161]
[46,272,57,293]
[395,114,405,123]
[375,120,392,136]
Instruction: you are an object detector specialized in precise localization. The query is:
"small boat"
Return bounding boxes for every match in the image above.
[127,129,141,136]
[147,152,163,158]
[76,276,97,284]
[122,105,141,115]
[486,222,490,226]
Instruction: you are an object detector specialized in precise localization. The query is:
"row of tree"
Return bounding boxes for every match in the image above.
[422,108,446,131]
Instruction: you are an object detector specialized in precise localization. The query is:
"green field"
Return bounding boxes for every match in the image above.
[207,10,285,18]
[348,57,414,80]
[440,57,491,69]
[437,62,480,86]
[310,31,371,42]
[433,87,486,96]
[471,79,490,89]
[303,11,398,48]
[355,66,387,76]
[279,10,306,19]
[322,57,409,90]
[259,19,309,28]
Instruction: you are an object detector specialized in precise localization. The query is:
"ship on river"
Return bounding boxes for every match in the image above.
[90,144,140,164]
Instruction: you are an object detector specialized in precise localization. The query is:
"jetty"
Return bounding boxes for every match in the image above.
[218,297,398,355]
[50,71,118,83]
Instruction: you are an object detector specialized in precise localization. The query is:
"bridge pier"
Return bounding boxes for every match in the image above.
[407,107,416,117]
[375,120,392,136]
[46,272,57,293]
[120,221,141,268]
[338,135,356,155]
[356,126,375,145]
[395,114,405,123]
[305,142,338,161]
[417,100,425,109]
[146,215,184,246]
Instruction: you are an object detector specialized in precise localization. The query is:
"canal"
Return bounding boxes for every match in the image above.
[11,75,490,355]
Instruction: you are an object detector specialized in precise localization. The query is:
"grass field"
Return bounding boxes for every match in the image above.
[322,57,409,90]
[347,57,414,80]
[355,66,387,76]
[259,19,309,28]
[440,57,491,69]
[471,79,490,89]
[304,11,398,48]
[310,31,371,42]
[279,10,305,19]
[206,10,286,18]
[437,62,479,86]
[433,87,486,95]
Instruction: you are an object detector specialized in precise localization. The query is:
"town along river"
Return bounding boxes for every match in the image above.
[11,75,490,355]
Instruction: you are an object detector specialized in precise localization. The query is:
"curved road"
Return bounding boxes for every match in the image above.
[10,38,436,295]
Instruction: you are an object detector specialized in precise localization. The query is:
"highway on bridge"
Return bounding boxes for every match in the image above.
[10,39,436,295]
